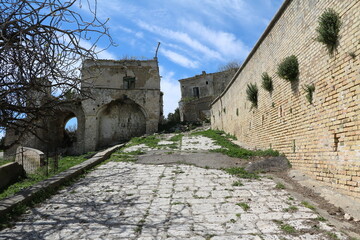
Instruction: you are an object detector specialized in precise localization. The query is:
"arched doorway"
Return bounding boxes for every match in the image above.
[63,116,78,148]
[97,98,146,148]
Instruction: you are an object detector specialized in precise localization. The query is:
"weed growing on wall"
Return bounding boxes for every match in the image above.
[316,9,341,55]
[246,83,258,109]
[277,55,299,82]
[303,84,315,104]
[261,72,273,93]
[348,52,356,59]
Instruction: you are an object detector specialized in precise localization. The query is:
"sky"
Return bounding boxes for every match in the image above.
[78,0,285,117]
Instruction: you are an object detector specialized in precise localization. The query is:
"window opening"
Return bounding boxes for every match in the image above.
[123,76,135,89]
[192,87,200,98]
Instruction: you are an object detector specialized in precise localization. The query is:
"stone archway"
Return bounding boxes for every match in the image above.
[43,104,85,155]
[97,98,146,148]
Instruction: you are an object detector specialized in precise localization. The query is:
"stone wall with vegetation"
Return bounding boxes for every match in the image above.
[211,0,360,197]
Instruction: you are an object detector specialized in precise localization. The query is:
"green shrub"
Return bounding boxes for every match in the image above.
[277,55,299,82]
[246,83,258,109]
[316,9,341,55]
[261,72,273,92]
[303,83,315,104]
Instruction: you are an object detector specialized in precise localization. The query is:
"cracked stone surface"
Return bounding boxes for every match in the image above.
[0,134,350,240]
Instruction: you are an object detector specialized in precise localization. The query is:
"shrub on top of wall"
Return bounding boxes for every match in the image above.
[277,55,299,82]
[261,72,273,93]
[316,8,341,55]
[246,83,258,109]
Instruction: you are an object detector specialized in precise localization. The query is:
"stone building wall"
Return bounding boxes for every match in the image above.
[211,0,360,198]
[4,59,162,157]
[179,70,236,122]
[81,59,162,151]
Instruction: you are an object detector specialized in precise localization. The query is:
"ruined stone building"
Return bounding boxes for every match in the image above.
[211,0,360,198]
[5,59,163,157]
[178,69,236,122]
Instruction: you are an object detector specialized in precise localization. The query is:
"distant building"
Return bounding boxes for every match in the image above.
[178,69,236,122]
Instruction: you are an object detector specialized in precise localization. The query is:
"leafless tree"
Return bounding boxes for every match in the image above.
[0,0,114,147]
[218,60,242,72]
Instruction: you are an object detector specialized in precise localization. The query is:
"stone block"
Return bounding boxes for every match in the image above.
[15,147,45,174]
[0,162,25,191]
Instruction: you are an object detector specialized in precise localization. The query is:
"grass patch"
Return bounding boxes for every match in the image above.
[327,232,339,240]
[280,224,296,234]
[169,134,183,142]
[283,206,298,212]
[128,135,160,148]
[316,216,327,222]
[301,201,316,210]
[275,183,286,189]
[0,159,12,166]
[236,202,250,211]
[224,167,260,179]
[232,180,244,187]
[0,154,89,201]
[109,149,144,162]
[192,129,279,159]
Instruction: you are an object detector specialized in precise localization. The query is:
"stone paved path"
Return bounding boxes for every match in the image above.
[0,134,350,239]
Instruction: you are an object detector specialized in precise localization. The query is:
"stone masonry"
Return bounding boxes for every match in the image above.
[211,0,360,198]
[179,69,236,122]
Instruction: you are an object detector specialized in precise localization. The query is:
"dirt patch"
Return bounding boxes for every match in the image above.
[271,170,360,237]
[137,150,249,169]
[245,156,290,173]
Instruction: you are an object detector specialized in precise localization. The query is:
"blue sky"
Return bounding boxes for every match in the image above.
[79,0,284,116]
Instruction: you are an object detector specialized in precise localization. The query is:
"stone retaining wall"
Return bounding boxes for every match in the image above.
[0,162,25,192]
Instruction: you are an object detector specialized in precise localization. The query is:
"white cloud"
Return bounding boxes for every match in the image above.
[159,66,181,116]
[180,20,250,60]
[137,21,222,61]
[79,39,117,60]
[97,49,117,60]
[161,49,199,69]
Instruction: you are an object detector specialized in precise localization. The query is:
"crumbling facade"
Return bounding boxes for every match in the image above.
[211,0,360,198]
[5,59,162,157]
[179,70,236,122]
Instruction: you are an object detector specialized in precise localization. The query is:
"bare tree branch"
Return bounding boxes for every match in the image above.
[0,0,114,147]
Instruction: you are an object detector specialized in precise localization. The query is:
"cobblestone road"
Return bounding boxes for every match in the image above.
[0,134,350,239]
